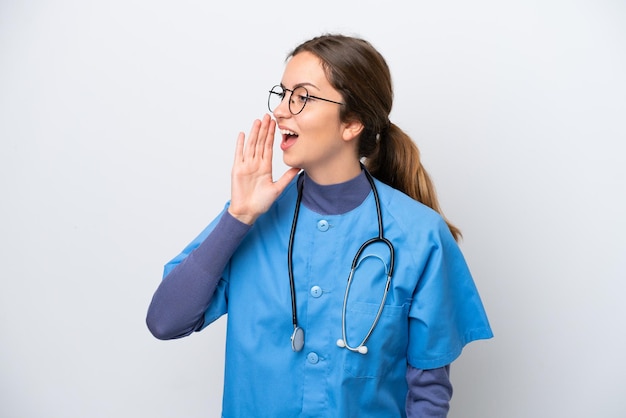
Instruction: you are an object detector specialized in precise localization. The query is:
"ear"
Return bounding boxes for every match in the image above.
[341,119,364,142]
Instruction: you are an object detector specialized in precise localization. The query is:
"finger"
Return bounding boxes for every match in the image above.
[264,117,276,157]
[244,119,262,159]
[258,117,276,168]
[255,114,271,159]
[234,131,245,163]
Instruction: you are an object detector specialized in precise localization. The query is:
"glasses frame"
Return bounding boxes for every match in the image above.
[268,84,344,115]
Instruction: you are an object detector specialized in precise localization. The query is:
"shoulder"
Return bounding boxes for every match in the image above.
[374,179,446,228]
[373,178,457,254]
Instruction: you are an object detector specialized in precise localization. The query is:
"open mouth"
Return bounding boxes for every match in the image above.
[280,129,299,150]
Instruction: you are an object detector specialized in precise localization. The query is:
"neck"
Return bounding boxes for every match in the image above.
[303,160,362,185]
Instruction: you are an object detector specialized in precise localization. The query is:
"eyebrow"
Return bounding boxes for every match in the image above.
[280,82,321,92]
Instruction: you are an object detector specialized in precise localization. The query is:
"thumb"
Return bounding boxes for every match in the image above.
[274,167,301,193]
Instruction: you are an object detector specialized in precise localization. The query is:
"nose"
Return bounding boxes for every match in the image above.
[272,94,291,119]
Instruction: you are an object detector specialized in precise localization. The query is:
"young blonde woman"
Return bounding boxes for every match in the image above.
[147,34,493,417]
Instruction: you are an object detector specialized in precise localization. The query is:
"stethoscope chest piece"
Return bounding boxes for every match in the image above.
[291,326,304,352]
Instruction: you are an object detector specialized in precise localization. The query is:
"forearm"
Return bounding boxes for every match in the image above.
[405,364,453,418]
[146,212,250,339]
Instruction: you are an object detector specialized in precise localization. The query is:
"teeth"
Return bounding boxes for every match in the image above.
[281,129,298,136]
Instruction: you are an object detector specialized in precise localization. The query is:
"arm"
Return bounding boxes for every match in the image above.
[147,114,298,339]
[405,364,453,418]
[146,212,250,339]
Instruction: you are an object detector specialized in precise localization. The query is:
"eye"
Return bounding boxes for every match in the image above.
[292,86,310,105]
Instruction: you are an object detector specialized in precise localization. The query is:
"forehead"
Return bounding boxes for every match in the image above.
[281,51,331,91]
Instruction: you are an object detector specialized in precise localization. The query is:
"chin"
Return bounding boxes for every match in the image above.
[282,154,302,170]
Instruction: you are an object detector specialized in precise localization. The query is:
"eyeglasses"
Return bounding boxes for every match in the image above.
[268,84,344,115]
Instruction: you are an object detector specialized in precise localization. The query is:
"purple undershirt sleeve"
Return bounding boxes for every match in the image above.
[405,364,453,418]
[146,211,250,340]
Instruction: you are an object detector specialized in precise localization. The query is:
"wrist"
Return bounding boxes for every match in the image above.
[227,207,257,225]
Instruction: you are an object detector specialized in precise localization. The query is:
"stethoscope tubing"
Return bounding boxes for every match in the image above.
[287,167,395,354]
[288,176,305,351]
[339,251,393,354]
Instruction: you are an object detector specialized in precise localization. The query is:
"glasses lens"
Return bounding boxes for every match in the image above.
[268,85,285,113]
[290,86,309,115]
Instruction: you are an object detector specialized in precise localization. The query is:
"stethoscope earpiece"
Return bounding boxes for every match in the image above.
[336,338,368,354]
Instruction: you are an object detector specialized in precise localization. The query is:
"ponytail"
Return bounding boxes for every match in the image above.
[290,34,461,240]
[364,124,462,241]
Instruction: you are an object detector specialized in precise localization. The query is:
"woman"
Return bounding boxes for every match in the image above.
[147,34,493,417]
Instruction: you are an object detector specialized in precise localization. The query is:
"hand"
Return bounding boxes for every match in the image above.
[228,114,300,225]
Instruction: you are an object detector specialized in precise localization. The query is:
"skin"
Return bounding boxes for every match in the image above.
[228,51,364,225]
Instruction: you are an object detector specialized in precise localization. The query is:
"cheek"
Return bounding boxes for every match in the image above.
[301,111,341,136]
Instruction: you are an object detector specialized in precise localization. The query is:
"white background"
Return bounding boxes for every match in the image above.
[1,1,625,417]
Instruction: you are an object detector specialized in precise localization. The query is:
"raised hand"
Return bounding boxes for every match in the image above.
[228,114,300,225]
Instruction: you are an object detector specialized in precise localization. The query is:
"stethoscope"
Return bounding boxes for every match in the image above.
[288,167,395,355]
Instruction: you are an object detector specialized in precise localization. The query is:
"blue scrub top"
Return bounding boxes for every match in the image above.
[164,177,493,417]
